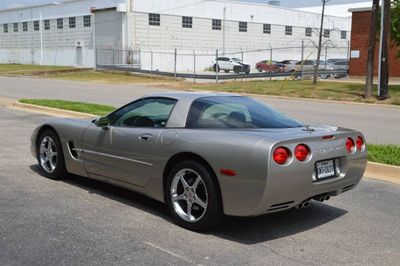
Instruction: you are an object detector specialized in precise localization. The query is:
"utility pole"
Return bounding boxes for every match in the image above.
[313,0,328,85]
[378,0,391,100]
[365,0,379,98]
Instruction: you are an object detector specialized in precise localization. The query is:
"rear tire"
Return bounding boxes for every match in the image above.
[166,160,224,231]
[36,130,67,180]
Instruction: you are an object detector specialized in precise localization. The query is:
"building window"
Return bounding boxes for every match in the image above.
[285,26,292,35]
[84,15,91,27]
[212,19,221,30]
[305,27,312,37]
[263,24,271,34]
[341,30,347,39]
[44,20,50,30]
[239,21,247,32]
[182,16,192,28]
[3,24,8,33]
[34,21,40,31]
[23,22,28,32]
[57,18,63,29]
[69,17,76,28]
[324,29,330,38]
[13,23,18,32]
[149,13,160,26]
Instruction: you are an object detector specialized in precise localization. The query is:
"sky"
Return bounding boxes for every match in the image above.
[0,0,371,10]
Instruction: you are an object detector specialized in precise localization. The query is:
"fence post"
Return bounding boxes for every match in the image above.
[150,49,153,72]
[324,45,328,77]
[301,40,304,80]
[216,49,219,83]
[193,50,196,83]
[241,48,244,83]
[346,40,350,78]
[138,47,141,66]
[269,46,272,81]
[174,48,177,81]
[95,48,98,70]
[112,49,115,72]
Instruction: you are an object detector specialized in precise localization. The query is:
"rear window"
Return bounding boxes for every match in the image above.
[186,96,303,129]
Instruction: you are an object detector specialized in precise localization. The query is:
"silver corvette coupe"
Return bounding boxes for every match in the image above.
[31,92,367,230]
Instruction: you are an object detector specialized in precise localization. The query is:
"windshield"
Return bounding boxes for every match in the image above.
[232,58,241,62]
[186,96,303,129]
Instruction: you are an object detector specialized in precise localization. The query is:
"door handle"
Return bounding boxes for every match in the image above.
[139,134,152,141]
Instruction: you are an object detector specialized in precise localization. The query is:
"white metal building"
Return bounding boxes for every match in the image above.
[0,0,351,71]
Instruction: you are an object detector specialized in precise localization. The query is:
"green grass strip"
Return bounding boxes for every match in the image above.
[20,99,116,116]
[367,144,400,167]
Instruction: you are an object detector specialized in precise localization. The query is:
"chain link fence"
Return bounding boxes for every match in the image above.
[96,42,350,82]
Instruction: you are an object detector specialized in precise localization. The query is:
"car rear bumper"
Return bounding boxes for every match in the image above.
[222,153,367,217]
[256,155,367,216]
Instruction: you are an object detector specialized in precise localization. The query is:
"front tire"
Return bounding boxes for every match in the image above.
[37,130,67,180]
[166,160,224,231]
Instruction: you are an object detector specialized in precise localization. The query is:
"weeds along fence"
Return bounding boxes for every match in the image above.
[96,44,350,81]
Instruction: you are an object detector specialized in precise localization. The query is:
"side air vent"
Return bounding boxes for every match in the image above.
[68,141,80,159]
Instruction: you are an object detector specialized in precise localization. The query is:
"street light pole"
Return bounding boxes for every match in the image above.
[313,0,328,85]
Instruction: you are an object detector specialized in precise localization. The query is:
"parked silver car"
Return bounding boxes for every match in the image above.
[31,93,367,230]
[285,60,335,73]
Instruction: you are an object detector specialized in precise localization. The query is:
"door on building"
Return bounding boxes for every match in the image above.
[76,45,83,66]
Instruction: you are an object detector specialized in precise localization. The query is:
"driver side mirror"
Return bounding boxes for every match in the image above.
[95,116,110,129]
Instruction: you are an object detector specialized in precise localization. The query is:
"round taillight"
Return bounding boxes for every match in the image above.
[356,136,364,151]
[346,138,355,153]
[295,144,310,161]
[273,147,291,165]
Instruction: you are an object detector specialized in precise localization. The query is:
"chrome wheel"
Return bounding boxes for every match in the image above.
[170,168,208,223]
[39,136,57,173]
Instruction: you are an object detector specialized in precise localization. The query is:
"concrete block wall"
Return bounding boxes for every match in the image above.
[0,15,94,66]
[128,11,350,72]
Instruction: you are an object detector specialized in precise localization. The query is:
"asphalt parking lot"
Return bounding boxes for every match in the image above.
[1,106,400,266]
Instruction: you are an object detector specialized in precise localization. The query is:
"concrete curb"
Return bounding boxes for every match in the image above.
[12,101,96,119]
[365,162,400,185]
[9,100,400,185]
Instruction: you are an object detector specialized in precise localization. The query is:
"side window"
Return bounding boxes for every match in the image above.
[108,98,177,128]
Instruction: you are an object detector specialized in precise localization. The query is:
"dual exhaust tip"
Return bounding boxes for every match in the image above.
[317,195,331,202]
[296,195,331,209]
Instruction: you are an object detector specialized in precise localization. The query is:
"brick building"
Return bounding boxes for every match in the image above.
[349,7,400,77]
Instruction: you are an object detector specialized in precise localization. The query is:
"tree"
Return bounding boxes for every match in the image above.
[312,0,328,85]
[391,0,400,56]
[365,0,379,99]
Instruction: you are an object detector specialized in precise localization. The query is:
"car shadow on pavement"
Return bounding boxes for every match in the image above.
[29,165,172,221]
[208,203,348,244]
[30,165,348,245]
